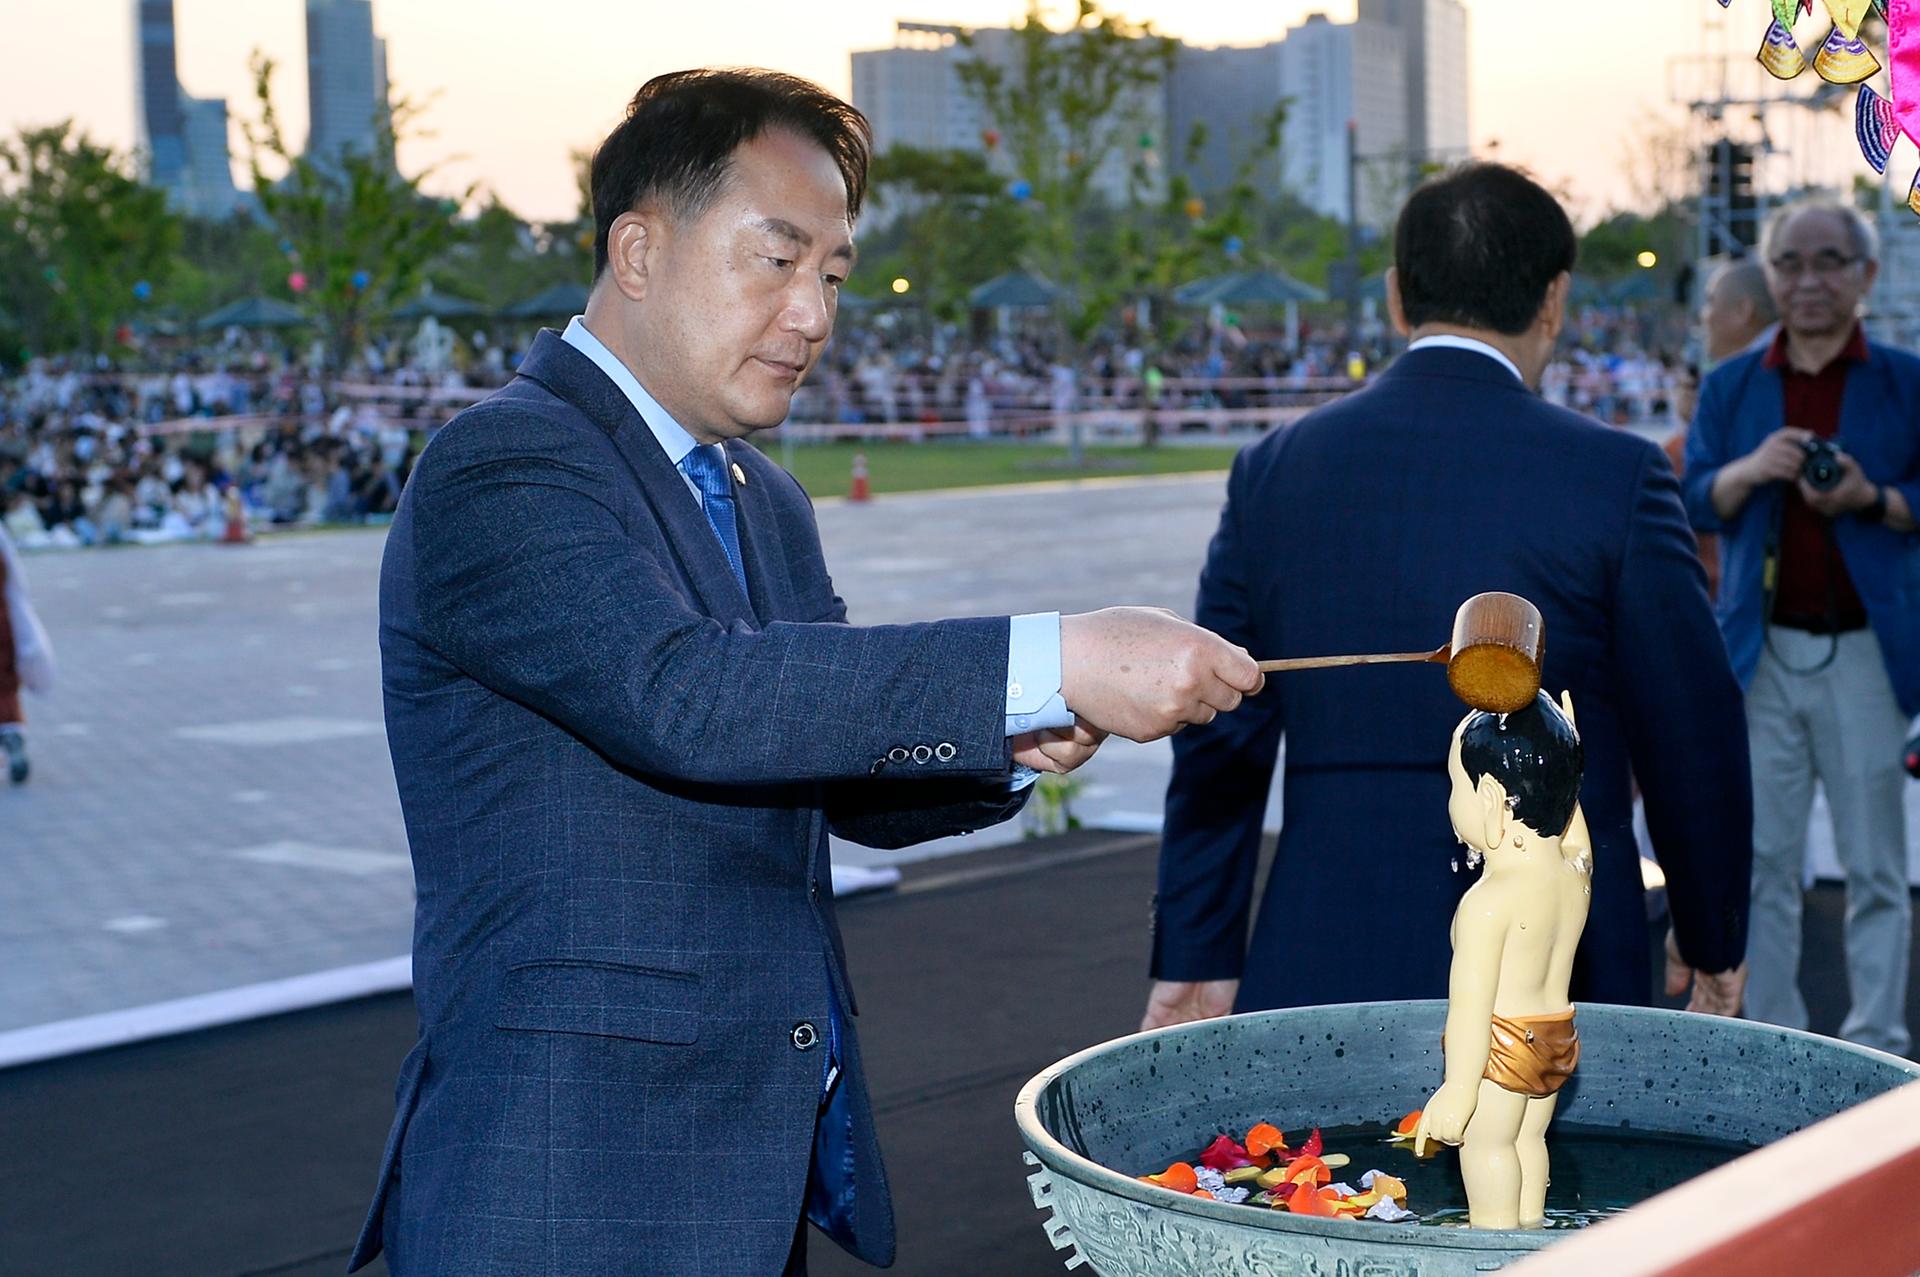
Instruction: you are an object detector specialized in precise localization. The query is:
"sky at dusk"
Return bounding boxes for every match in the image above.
[0,0,1882,228]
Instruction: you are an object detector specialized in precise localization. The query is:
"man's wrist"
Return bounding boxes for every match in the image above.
[1860,484,1888,523]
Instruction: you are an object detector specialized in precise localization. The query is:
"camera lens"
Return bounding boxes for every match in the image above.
[1801,440,1844,493]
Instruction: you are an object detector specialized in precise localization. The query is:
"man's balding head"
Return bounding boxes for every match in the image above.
[1701,257,1777,363]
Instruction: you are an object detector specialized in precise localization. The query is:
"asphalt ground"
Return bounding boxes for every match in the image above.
[2,829,1911,1277]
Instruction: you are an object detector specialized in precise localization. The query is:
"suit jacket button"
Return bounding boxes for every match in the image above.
[888,746,910,763]
[935,742,957,762]
[911,744,932,764]
[810,880,821,901]
[869,758,887,775]
[791,1021,820,1051]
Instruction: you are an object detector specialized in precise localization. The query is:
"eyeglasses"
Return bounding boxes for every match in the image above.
[1767,251,1861,279]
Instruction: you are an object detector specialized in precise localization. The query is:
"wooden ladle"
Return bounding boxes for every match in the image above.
[1256,592,1545,714]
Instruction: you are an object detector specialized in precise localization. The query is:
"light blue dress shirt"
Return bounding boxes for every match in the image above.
[559,317,1074,780]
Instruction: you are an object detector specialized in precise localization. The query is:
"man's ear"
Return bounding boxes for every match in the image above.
[1385,266,1409,338]
[605,210,659,303]
[1478,774,1510,849]
[1539,270,1571,343]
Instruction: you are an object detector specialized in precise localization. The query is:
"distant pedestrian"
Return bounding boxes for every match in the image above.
[0,526,55,784]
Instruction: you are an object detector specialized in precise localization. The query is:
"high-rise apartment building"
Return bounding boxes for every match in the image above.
[305,0,389,167]
[134,0,240,217]
[1357,0,1470,163]
[853,7,1466,229]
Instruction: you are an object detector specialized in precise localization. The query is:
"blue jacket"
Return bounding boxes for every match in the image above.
[1681,338,1920,716]
[350,331,1027,1275]
[1152,347,1753,1009]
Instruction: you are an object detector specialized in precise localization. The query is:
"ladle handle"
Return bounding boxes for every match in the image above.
[1256,647,1448,674]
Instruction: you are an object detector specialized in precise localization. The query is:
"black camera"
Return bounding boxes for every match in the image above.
[1801,437,1845,492]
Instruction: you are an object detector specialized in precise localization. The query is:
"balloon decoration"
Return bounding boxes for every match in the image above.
[1138,132,1155,149]
[1183,196,1206,220]
[132,280,153,301]
[288,271,309,293]
[1009,178,1034,201]
[351,269,371,291]
[982,128,1001,149]
[1224,236,1244,259]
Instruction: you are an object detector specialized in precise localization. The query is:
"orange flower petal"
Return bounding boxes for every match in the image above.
[1244,1122,1286,1157]
[1155,1162,1199,1194]
[1288,1184,1341,1216]
[1283,1154,1331,1186]
[1367,1173,1408,1201]
[1393,1109,1422,1137]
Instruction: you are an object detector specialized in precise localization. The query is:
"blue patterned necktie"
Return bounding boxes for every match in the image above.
[678,445,747,594]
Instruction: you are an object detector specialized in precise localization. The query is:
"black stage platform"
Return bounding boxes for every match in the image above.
[3,832,1912,1276]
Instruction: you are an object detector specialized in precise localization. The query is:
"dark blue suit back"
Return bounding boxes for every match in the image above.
[1153,348,1751,1010]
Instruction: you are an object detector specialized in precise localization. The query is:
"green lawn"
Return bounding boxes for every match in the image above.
[751,440,1240,500]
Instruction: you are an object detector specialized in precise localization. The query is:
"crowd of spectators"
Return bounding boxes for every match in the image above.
[0,305,1690,550]
[0,347,498,550]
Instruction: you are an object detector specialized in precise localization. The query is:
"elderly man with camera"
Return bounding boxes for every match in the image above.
[1683,199,1920,1056]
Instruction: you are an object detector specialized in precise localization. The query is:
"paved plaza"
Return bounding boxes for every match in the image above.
[0,473,1250,1039]
[2,468,1910,1044]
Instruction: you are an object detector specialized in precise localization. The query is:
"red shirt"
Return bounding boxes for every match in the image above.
[1762,323,1869,630]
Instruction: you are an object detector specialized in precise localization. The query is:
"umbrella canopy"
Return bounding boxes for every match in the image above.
[500,281,591,320]
[1173,269,1326,307]
[967,270,1061,309]
[391,289,488,321]
[197,296,308,332]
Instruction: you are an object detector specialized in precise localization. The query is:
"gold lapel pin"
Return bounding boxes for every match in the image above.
[730,462,747,487]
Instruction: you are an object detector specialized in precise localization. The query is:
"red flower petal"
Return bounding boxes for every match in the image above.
[1299,1128,1324,1158]
[1199,1133,1253,1171]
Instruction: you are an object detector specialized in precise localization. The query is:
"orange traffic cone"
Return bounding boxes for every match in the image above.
[221,488,251,544]
[849,452,870,503]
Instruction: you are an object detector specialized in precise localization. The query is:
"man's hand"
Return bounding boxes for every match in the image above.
[1798,449,1878,519]
[1713,426,1813,520]
[1664,928,1746,1017]
[1741,426,1818,486]
[1140,979,1238,1031]
[1011,718,1108,775]
[1059,607,1264,743]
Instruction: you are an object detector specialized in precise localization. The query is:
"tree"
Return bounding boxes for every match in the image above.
[862,144,1027,321]
[426,189,589,311]
[956,0,1178,348]
[238,52,471,369]
[0,122,178,356]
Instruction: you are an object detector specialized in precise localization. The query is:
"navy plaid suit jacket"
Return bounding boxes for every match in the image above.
[1151,346,1753,1011]
[350,330,1027,1274]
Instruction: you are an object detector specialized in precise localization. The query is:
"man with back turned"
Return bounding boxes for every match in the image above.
[1145,163,1751,1034]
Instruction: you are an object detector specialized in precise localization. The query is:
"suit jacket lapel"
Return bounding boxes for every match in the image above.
[515,330,757,627]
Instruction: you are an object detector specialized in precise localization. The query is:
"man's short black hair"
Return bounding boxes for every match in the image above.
[1394,163,1577,336]
[1458,691,1583,840]
[590,68,873,278]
